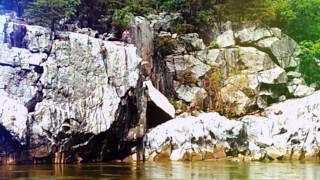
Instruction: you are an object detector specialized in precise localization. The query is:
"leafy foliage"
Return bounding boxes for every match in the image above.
[266,0,320,42]
[299,41,320,85]
[112,7,134,28]
[25,0,80,25]
[220,0,271,22]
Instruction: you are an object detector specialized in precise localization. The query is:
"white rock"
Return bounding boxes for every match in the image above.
[238,47,274,72]
[287,71,302,78]
[144,80,175,118]
[236,27,273,43]
[257,66,287,84]
[216,30,235,48]
[0,91,28,140]
[257,37,279,49]
[221,84,252,116]
[206,49,220,67]
[293,85,315,97]
[176,86,205,103]
[146,91,320,161]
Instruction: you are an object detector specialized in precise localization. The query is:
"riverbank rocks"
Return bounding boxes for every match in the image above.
[145,91,320,161]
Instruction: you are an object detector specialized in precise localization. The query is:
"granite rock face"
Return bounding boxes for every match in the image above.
[146,91,320,161]
[0,15,142,155]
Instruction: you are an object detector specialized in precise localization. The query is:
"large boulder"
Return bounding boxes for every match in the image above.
[0,15,143,151]
[216,30,235,48]
[178,33,206,51]
[270,35,299,68]
[35,33,142,135]
[131,16,154,64]
[235,27,273,43]
[166,53,211,85]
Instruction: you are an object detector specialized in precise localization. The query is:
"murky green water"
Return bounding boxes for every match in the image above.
[1,161,320,180]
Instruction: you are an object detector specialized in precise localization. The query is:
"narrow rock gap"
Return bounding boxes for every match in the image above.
[146,101,172,129]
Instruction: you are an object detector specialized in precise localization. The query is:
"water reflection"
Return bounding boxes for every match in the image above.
[0,161,320,179]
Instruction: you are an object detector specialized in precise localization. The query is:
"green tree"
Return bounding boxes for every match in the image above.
[299,41,320,86]
[266,0,320,42]
[220,0,272,23]
[25,0,80,39]
[112,7,134,28]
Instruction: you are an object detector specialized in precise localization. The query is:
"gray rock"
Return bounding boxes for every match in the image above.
[271,35,299,68]
[148,13,183,33]
[206,49,220,67]
[179,33,206,51]
[166,54,210,83]
[176,86,206,103]
[131,16,154,64]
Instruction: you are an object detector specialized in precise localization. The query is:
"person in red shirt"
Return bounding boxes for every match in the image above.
[122,29,130,44]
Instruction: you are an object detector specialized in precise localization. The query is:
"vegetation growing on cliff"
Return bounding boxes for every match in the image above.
[267,0,320,86]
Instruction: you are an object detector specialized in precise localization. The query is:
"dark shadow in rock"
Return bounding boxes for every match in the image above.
[73,86,140,162]
[0,124,22,155]
[146,101,172,129]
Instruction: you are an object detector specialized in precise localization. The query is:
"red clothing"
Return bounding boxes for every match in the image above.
[122,30,130,39]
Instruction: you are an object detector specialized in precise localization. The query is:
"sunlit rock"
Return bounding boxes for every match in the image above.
[146,91,320,161]
[0,91,28,140]
[236,27,273,43]
[144,80,175,118]
[216,30,235,48]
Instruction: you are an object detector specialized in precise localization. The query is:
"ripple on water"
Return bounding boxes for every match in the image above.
[0,161,320,179]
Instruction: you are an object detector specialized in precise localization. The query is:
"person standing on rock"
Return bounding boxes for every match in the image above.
[122,29,130,45]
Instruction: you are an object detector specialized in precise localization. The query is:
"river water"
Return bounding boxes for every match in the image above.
[0,161,320,179]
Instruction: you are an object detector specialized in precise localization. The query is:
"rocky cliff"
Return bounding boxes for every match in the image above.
[150,17,314,118]
[0,13,319,164]
[0,14,155,163]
